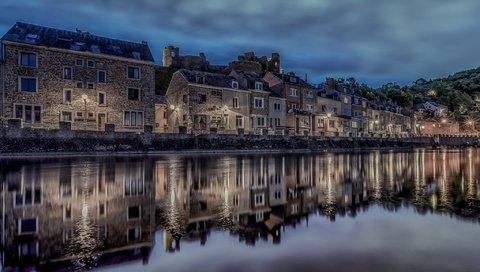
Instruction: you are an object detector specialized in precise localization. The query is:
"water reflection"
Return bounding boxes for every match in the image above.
[1,149,480,271]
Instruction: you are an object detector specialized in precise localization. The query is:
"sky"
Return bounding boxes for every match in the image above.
[1,0,479,87]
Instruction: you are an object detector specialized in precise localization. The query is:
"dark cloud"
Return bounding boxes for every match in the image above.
[1,0,480,86]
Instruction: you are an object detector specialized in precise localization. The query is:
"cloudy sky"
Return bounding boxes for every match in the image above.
[1,0,479,86]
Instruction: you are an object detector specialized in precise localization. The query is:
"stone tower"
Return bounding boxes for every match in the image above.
[163,45,179,67]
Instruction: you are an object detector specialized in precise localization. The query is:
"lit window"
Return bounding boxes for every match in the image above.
[127,66,140,79]
[20,52,37,67]
[19,77,37,92]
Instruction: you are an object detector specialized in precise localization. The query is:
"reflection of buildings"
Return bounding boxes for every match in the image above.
[1,158,155,271]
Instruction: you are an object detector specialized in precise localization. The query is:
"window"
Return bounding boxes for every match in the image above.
[128,66,140,79]
[20,52,37,67]
[87,60,95,67]
[306,90,313,98]
[343,96,349,104]
[128,227,142,242]
[195,75,205,84]
[61,111,72,122]
[236,115,243,128]
[14,104,41,124]
[98,70,106,83]
[318,118,325,128]
[211,116,221,124]
[99,203,106,217]
[255,193,265,206]
[124,111,144,127]
[124,176,144,196]
[76,81,84,88]
[14,182,41,206]
[257,117,265,127]
[255,82,263,90]
[76,59,84,66]
[291,204,299,214]
[128,206,141,220]
[63,89,72,104]
[19,242,37,257]
[87,82,95,89]
[63,67,73,80]
[211,90,222,96]
[128,88,141,101]
[197,93,207,104]
[291,103,298,110]
[98,92,106,105]
[256,212,264,222]
[254,97,264,108]
[306,104,313,111]
[19,218,37,234]
[274,190,282,200]
[274,103,281,111]
[64,204,72,221]
[19,77,37,92]
[233,97,239,109]
[290,88,298,97]
[76,112,83,119]
[232,80,239,89]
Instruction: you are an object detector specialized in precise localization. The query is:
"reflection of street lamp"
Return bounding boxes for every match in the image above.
[326,113,332,136]
[81,94,88,130]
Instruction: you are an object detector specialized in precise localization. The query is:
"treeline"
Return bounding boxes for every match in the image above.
[331,67,480,119]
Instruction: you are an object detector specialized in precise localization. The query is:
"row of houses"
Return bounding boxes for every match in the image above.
[0,22,413,136]
[163,70,412,136]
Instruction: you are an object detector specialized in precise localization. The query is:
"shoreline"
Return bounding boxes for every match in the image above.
[0,145,468,159]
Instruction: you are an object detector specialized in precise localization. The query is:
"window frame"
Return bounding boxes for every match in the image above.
[231,80,239,89]
[254,97,264,109]
[61,111,73,122]
[233,97,239,109]
[98,70,106,84]
[127,205,141,220]
[98,91,106,106]
[63,66,73,80]
[124,110,144,127]
[19,51,37,68]
[127,66,141,80]
[18,218,38,234]
[290,88,298,97]
[75,59,84,66]
[127,87,141,101]
[18,76,38,92]
[87,60,95,68]
[63,89,73,104]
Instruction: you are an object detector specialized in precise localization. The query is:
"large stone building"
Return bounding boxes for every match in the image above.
[0,22,155,131]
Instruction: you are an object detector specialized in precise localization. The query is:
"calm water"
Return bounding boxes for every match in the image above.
[1,149,480,272]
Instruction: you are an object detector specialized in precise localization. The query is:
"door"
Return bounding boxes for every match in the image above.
[98,113,106,131]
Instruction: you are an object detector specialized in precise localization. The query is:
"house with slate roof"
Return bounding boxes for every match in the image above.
[165,69,252,134]
[0,22,155,131]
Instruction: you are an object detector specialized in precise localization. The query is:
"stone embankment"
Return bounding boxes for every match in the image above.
[0,125,478,154]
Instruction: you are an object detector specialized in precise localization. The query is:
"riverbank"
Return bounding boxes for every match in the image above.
[1,127,478,155]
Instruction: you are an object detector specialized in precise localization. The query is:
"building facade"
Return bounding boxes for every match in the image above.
[0,22,155,131]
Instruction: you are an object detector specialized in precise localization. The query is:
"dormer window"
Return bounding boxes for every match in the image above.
[255,82,263,90]
[195,75,205,84]
[232,81,239,89]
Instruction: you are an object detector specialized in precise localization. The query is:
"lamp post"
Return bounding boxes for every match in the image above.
[81,94,88,130]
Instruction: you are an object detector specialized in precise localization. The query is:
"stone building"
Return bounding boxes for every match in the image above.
[263,72,316,135]
[227,52,281,74]
[162,45,210,71]
[165,69,252,133]
[154,95,168,133]
[0,22,155,131]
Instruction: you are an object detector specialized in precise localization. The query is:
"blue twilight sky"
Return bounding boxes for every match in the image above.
[0,0,479,87]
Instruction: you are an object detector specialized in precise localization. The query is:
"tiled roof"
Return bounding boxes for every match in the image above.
[1,22,154,62]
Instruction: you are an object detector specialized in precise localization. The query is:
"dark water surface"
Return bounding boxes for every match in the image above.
[2,149,480,272]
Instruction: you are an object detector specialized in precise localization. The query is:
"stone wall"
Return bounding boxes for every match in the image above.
[2,124,468,154]
[3,42,155,132]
